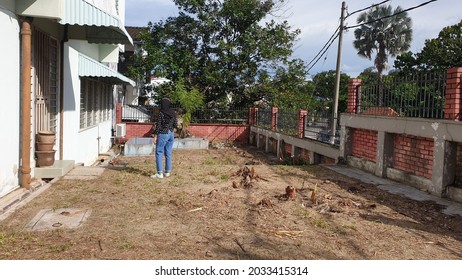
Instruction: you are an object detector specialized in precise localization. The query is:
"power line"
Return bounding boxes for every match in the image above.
[345,0,390,19]
[307,1,387,73]
[345,0,438,30]
[306,26,340,68]
[306,0,438,73]
[307,31,339,73]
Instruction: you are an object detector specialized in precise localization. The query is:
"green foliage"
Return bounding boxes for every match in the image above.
[394,20,462,72]
[311,70,350,113]
[170,79,204,127]
[129,0,300,108]
[353,4,412,77]
[261,59,316,110]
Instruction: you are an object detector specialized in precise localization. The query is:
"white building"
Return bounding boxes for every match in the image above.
[0,0,135,197]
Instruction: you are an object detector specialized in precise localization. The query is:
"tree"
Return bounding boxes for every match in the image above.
[311,70,350,113]
[265,59,316,111]
[129,0,300,108]
[394,20,462,72]
[353,4,412,105]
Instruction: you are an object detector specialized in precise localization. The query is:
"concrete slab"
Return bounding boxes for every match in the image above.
[34,160,75,179]
[124,137,154,156]
[25,208,91,231]
[174,137,209,149]
[325,164,462,217]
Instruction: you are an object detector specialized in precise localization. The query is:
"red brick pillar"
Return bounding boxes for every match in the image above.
[116,103,122,124]
[271,107,278,131]
[348,79,362,114]
[444,68,462,121]
[248,107,258,125]
[298,109,307,138]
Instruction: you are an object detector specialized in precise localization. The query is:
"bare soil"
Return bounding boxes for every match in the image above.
[1,145,462,260]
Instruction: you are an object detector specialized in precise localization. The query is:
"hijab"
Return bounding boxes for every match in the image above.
[160,98,175,118]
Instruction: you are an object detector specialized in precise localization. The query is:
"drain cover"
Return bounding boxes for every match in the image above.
[25,208,92,231]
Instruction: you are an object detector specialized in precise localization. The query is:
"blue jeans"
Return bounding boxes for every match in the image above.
[155,131,174,174]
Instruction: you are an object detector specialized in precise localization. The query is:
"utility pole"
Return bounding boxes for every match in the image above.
[330,1,346,145]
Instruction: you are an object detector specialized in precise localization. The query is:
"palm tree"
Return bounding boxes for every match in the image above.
[353,4,412,106]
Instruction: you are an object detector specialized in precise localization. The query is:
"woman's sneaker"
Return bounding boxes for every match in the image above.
[150,173,163,179]
[164,172,171,177]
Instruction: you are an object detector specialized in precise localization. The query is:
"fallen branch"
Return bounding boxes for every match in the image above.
[185,207,203,213]
[234,238,247,253]
[264,230,304,239]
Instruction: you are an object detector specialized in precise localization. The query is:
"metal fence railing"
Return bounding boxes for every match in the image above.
[255,108,272,130]
[304,111,339,145]
[275,109,299,136]
[359,70,447,119]
[122,104,154,122]
[122,105,248,124]
[190,108,248,124]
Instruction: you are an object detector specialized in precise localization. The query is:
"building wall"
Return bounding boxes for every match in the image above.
[62,45,114,166]
[0,5,21,197]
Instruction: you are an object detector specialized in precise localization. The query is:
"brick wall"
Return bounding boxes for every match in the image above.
[117,122,249,144]
[351,129,377,162]
[299,149,311,162]
[188,124,249,143]
[393,134,434,179]
[116,122,153,144]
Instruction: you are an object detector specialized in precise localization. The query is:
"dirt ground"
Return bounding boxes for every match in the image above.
[1,144,462,260]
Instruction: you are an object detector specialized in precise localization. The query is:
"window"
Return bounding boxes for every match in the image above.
[80,78,113,129]
[33,29,59,132]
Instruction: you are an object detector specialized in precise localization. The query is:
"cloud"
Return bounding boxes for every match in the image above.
[125,0,462,77]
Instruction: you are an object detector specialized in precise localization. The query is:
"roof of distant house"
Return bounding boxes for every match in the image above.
[124,26,148,51]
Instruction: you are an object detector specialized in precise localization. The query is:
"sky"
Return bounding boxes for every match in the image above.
[124,0,462,78]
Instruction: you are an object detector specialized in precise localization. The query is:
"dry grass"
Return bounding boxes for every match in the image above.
[1,145,462,260]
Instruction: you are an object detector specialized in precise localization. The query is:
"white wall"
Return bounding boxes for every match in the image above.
[62,44,114,166]
[0,5,20,197]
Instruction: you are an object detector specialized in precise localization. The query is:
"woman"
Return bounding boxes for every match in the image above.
[151,98,178,179]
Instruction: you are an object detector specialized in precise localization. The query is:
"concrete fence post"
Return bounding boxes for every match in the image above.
[298,109,307,138]
[444,68,462,121]
[248,107,258,126]
[347,79,362,114]
[271,107,278,131]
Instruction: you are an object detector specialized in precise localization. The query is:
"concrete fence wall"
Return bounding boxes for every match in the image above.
[342,67,462,202]
[247,108,339,164]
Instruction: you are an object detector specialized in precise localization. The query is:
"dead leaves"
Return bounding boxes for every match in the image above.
[231,166,266,189]
[310,183,318,202]
[257,198,273,208]
[228,166,374,218]
[285,186,297,200]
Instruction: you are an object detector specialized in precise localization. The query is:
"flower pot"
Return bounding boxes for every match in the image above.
[37,130,56,143]
[36,141,55,151]
[36,150,56,167]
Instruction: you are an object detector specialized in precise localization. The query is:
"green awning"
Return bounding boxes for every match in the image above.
[78,53,135,86]
[59,0,133,45]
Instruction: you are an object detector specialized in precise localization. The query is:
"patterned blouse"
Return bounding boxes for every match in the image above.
[153,111,178,134]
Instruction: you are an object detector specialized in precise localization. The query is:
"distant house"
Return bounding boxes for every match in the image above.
[0,0,135,197]
[117,26,147,105]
